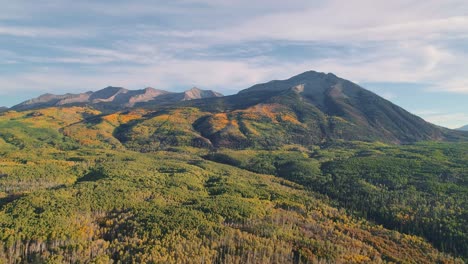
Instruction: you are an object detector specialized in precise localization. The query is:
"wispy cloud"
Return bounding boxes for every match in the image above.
[0,25,94,38]
[0,0,467,128]
[0,56,314,95]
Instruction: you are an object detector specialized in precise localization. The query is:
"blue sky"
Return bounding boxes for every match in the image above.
[0,0,467,128]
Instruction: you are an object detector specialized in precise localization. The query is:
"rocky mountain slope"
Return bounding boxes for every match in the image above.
[174,71,466,146]
[9,71,467,147]
[11,86,222,111]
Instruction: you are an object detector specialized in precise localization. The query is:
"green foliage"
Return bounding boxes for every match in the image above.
[0,107,465,263]
[208,142,468,260]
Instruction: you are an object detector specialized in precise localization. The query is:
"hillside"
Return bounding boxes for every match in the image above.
[0,71,467,263]
[457,124,468,131]
[0,107,465,263]
[129,71,466,149]
[10,71,466,146]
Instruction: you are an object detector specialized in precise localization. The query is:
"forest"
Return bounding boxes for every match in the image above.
[0,106,466,263]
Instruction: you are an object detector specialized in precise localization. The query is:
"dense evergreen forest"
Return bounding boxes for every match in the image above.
[0,106,466,263]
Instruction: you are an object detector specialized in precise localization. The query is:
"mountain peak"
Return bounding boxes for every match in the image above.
[141,87,170,95]
[239,70,343,96]
[219,70,457,143]
[144,87,156,92]
[183,87,223,101]
[288,70,338,80]
[291,70,320,77]
[89,87,128,103]
[291,71,345,86]
[187,87,202,92]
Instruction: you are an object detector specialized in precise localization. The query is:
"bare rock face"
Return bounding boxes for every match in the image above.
[125,88,171,107]
[183,87,223,101]
[57,92,93,105]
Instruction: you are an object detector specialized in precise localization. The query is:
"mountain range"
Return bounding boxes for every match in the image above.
[0,70,467,262]
[11,86,222,111]
[457,124,468,131]
[6,71,467,147]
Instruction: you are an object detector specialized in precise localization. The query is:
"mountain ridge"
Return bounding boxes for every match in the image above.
[457,124,468,131]
[11,86,223,111]
[178,71,466,145]
[7,71,468,145]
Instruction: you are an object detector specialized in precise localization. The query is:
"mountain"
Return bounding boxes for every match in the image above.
[0,70,467,262]
[138,87,223,106]
[457,125,468,131]
[10,71,466,148]
[183,87,223,100]
[0,106,8,112]
[11,86,223,111]
[176,71,465,147]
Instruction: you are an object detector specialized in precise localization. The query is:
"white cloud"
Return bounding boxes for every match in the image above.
[0,0,467,131]
[109,1,468,94]
[1,0,468,99]
[0,25,92,38]
[0,55,316,96]
[173,1,468,44]
[432,80,468,94]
